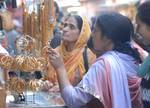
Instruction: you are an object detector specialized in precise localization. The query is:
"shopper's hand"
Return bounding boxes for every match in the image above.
[49,84,59,93]
[48,47,64,70]
[39,80,53,91]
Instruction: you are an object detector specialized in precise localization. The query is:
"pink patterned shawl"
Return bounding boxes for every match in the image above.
[79,51,143,108]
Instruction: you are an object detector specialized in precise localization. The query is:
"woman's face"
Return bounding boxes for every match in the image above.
[62,16,80,43]
[136,16,150,46]
[91,23,113,57]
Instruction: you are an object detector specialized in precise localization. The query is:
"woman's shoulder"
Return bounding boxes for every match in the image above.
[95,51,122,67]
[97,51,115,61]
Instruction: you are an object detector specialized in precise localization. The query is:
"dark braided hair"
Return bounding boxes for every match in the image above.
[137,1,150,26]
[97,12,142,63]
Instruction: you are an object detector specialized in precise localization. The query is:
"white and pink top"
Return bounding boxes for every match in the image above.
[61,51,143,108]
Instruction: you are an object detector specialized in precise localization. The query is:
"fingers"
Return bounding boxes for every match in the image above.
[47,47,58,62]
[48,47,58,56]
[42,45,49,56]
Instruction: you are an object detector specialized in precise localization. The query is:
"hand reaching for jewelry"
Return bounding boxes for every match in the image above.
[48,48,71,91]
[48,47,64,71]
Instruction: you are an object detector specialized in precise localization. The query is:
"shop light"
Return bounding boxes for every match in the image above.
[67,6,84,12]
[55,0,80,7]
[102,0,139,7]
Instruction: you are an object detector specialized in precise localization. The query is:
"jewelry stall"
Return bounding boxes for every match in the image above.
[0,0,66,108]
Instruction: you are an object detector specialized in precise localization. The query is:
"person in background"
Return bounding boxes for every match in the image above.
[47,14,95,87]
[0,3,22,55]
[0,42,9,108]
[134,1,150,108]
[11,6,23,35]
[48,1,63,51]
[0,43,9,84]
[0,7,10,83]
[90,17,96,31]
[53,1,63,35]
[48,12,142,108]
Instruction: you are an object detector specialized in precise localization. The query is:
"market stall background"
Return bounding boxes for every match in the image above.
[0,0,145,108]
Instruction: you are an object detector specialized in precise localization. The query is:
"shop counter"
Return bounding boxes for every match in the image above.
[6,91,66,108]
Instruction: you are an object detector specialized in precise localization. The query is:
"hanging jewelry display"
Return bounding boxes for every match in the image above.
[1,0,55,105]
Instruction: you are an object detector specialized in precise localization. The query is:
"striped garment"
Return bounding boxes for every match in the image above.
[141,77,150,108]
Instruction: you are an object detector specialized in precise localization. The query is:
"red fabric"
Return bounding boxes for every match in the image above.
[128,77,143,108]
[97,58,113,108]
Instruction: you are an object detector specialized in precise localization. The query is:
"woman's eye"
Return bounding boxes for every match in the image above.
[61,22,64,27]
[64,23,68,28]
[69,24,75,30]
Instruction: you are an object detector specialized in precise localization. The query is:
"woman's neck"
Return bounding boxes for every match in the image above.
[63,42,76,52]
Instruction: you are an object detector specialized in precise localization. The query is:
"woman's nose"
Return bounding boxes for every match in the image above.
[63,26,69,33]
[64,25,69,29]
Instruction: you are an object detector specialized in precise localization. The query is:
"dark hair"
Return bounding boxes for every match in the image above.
[97,12,141,63]
[137,1,150,26]
[54,1,59,14]
[65,14,83,33]
[91,17,96,31]
[74,15,83,32]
